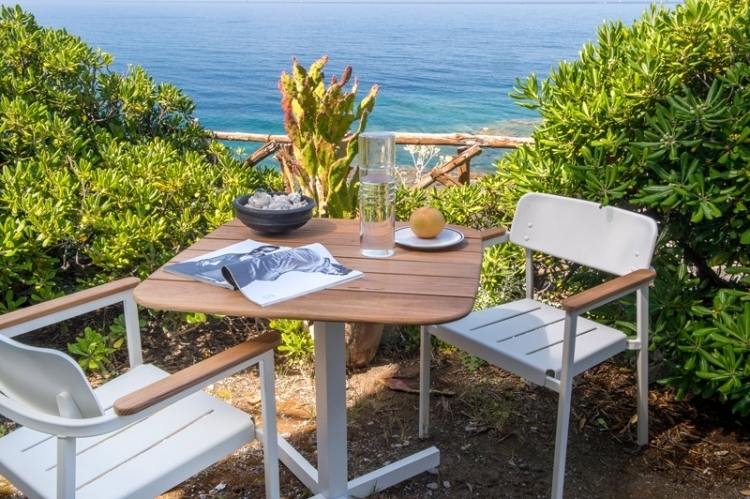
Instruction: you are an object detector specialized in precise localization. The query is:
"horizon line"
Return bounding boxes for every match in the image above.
[50,1,680,4]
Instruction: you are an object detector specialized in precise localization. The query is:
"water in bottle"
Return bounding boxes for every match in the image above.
[358,132,396,257]
[359,169,396,258]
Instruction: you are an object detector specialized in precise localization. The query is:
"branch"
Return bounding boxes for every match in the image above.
[680,242,740,290]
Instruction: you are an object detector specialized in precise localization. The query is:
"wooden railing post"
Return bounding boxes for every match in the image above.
[210,130,533,149]
[457,146,471,185]
[417,144,482,189]
[243,141,281,168]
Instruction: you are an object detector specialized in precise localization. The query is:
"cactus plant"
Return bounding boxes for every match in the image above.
[279,56,378,218]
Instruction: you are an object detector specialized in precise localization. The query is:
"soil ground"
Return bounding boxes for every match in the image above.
[1,314,748,498]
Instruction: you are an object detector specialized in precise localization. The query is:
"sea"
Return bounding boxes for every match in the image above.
[12,1,668,170]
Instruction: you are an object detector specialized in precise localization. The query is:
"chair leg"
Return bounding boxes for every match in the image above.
[551,314,577,499]
[57,437,76,499]
[636,345,648,446]
[418,326,431,439]
[259,351,281,499]
[636,287,649,446]
[551,374,573,499]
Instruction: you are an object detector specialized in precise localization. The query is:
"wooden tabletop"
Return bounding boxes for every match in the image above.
[134,218,483,325]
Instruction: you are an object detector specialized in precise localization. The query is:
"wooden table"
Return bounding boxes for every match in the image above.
[135,218,485,498]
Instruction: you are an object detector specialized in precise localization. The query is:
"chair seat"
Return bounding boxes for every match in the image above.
[0,364,255,499]
[430,298,628,386]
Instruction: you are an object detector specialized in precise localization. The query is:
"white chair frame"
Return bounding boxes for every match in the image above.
[418,193,657,499]
[0,279,280,499]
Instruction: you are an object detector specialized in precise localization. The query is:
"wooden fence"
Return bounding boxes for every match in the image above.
[211,130,533,189]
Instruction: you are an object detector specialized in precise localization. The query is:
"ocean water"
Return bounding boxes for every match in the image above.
[13,1,660,169]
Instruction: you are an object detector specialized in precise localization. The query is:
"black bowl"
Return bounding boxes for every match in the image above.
[233,193,316,234]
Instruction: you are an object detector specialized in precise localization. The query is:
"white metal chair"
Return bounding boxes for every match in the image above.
[0,278,281,499]
[419,192,658,499]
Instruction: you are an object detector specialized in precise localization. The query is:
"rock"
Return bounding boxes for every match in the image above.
[443,481,451,488]
[246,191,308,210]
[268,195,292,210]
[426,482,439,490]
[247,191,271,208]
[210,482,226,494]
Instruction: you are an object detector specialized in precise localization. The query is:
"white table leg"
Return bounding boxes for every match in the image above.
[346,447,440,496]
[277,435,319,493]
[274,320,439,498]
[313,321,349,498]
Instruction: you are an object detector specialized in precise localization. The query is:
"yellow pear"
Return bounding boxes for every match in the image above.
[410,207,445,239]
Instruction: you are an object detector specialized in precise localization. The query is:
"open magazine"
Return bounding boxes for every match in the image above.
[164,240,362,306]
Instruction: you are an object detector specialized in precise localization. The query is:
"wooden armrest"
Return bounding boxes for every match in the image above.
[480,226,507,241]
[562,269,656,314]
[0,277,140,331]
[480,226,508,249]
[113,331,281,416]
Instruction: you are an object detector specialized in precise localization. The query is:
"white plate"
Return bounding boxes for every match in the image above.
[395,227,465,250]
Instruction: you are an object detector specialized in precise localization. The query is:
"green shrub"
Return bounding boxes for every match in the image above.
[66,313,145,374]
[492,0,750,414]
[0,6,280,310]
[67,326,117,373]
[269,319,314,369]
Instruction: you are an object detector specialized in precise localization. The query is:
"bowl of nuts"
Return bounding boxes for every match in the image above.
[233,191,316,234]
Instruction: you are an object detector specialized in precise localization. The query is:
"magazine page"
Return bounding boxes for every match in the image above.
[221,243,363,307]
[164,240,286,289]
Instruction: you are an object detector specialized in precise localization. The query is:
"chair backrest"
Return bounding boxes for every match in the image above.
[0,334,103,419]
[509,193,658,276]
